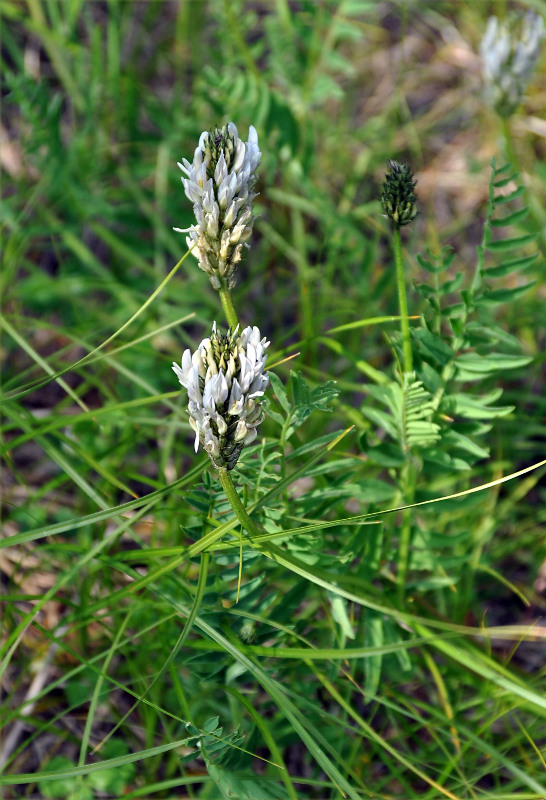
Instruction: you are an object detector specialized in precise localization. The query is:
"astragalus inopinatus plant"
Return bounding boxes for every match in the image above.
[174,123,261,290]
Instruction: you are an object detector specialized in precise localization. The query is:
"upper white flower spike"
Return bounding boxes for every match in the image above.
[480,11,545,117]
[175,123,262,290]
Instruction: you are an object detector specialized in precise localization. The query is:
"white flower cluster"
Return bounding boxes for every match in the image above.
[173,323,269,470]
[174,123,261,289]
[480,11,544,117]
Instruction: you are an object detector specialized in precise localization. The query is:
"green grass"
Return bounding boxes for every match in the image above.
[2,1,546,798]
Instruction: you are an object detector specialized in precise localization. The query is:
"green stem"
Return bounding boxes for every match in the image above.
[392,227,414,600]
[397,462,415,603]
[218,467,262,539]
[219,286,240,330]
[393,227,413,374]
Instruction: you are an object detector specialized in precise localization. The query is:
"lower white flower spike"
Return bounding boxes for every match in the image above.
[173,323,270,470]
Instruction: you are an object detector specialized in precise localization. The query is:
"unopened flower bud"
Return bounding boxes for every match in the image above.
[380,160,418,230]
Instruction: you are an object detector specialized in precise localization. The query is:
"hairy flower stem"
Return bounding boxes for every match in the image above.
[218,468,262,601]
[219,285,240,330]
[393,228,413,375]
[218,466,261,537]
[397,461,415,603]
[392,228,414,601]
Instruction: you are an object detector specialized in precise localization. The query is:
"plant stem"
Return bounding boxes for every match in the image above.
[393,227,413,375]
[392,226,414,600]
[217,467,262,539]
[397,461,415,604]
[219,286,240,330]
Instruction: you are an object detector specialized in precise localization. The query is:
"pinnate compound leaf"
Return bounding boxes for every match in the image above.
[402,373,441,450]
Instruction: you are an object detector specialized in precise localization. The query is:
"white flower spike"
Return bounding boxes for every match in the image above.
[173,323,269,470]
[480,11,545,118]
[175,123,261,289]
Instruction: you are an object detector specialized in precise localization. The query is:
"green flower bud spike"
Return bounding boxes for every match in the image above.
[380,159,418,230]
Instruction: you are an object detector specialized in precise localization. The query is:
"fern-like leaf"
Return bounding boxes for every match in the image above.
[402,372,441,451]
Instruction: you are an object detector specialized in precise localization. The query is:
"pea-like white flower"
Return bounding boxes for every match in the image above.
[174,123,261,290]
[480,11,544,117]
[173,323,269,470]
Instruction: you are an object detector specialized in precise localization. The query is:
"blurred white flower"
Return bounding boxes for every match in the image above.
[173,323,269,470]
[480,11,544,117]
[175,123,261,289]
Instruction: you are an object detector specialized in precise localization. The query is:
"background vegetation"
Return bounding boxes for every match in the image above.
[1,1,545,798]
